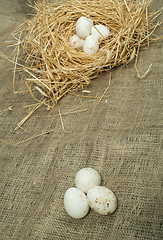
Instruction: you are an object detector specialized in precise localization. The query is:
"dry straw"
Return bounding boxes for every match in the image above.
[5,0,163,109]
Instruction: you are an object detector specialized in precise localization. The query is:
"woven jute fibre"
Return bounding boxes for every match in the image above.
[0,0,163,239]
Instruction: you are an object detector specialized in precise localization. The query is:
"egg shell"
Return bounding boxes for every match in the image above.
[91,24,110,40]
[70,34,85,49]
[75,168,101,193]
[76,16,93,39]
[64,187,89,219]
[83,35,99,55]
[87,186,117,215]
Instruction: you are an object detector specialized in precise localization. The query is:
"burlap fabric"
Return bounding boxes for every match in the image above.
[0,0,162,239]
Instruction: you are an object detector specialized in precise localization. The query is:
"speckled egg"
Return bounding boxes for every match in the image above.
[87,186,117,215]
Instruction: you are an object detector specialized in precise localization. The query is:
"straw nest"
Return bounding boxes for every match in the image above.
[8,0,162,109]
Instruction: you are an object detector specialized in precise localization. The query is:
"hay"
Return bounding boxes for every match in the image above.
[6,0,163,109]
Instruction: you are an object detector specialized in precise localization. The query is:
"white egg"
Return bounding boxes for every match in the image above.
[83,35,99,55]
[91,24,110,40]
[87,186,117,215]
[64,187,89,218]
[75,168,101,193]
[76,16,93,39]
[70,34,85,49]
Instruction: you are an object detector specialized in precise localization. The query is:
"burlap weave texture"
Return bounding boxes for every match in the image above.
[0,0,162,239]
